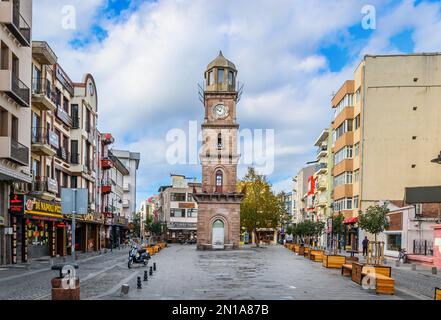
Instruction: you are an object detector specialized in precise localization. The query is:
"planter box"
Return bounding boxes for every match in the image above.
[322,254,346,269]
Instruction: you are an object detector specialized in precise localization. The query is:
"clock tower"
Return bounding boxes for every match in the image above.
[194,51,244,250]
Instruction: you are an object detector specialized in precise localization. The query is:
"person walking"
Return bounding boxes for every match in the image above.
[362,236,369,256]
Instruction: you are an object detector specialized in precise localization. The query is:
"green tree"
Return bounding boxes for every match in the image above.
[358,204,390,243]
[132,212,141,238]
[146,215,163,236]
[239,167,285,247]
[332,212,345,252]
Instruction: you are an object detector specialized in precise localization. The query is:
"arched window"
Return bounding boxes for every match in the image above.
[217,133,222,149]
[215,170,223,193]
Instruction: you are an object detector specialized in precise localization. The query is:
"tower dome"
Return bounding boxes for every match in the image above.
[205,51,237,92]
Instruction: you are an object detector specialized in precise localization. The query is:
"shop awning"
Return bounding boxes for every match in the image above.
[344,217,358,224]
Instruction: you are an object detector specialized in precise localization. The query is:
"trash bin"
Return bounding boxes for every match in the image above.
[51,263,80,300]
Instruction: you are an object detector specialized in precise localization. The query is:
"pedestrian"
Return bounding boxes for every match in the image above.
[362,236,369,256]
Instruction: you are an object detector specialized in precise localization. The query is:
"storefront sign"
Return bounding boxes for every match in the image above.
[10,194,25,214]
[63,212,104,224]
[49,131,59,149]
[179,202,196,209]
[10,194,63,220]
[168,222,197,229]
[47,178,59,194]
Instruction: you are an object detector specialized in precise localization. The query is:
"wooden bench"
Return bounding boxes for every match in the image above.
[341,263,353,276]
[309,250,324,262]
[322,254,346,269]
[294,244,300,254]
[435,287,441,300]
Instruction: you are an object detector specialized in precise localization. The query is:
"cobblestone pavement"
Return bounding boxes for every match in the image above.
[104,244,418,300]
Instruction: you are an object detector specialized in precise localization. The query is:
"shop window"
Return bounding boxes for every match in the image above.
[386,234,402,251]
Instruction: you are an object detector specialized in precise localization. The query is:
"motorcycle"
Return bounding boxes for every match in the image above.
[128,244,150,269]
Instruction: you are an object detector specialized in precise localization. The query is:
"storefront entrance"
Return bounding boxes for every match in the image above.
[26,219,50,259]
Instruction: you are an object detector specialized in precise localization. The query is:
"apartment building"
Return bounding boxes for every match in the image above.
[331,53,441,250]
[292,165,316,223]
[110,149,140,222]
[158,174,201,243]
[312,129,330,222]
[100,134,129,248]
[0,0,32,265]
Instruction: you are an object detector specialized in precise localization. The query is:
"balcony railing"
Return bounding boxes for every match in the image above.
[30,177,59,195]
[3,72,30,108]
[4,138,29,166]
[71,152,80,164]
[4,0,31,47]
[31,127,50,145]
[72,116,80,129]
[316,145,328,155]
[56,147,70,163]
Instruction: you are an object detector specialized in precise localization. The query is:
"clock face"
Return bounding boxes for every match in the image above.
[212,104,229,119]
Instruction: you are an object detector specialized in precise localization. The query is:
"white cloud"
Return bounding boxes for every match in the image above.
[31,0,441,209]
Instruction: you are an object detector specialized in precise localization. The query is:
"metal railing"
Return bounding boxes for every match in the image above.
[11,0,31,45]
[31,127,50,145]
[56,147,70,163]
[10,138,29,165]
[412,239,433,256]
[30,177,58,194]
[70,152,80,164]
[32,78,53,101]
[11,73,30,106]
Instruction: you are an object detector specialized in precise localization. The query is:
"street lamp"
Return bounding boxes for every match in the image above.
[431,151,441,164]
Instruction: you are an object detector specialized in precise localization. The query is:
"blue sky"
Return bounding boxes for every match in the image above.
[32,0,441,210]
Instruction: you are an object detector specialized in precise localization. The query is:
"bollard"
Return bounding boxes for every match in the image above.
[137,276,142,289]
[395,260,400,267]
[149,266,153,276]
[432,267,437,275]
[51,263,80,300]
[411,264,417,271]
[153,262,156,271]
[144,270,148,281]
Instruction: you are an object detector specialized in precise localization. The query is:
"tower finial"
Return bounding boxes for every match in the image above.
[219,50,223,57]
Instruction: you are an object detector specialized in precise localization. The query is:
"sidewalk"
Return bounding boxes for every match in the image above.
[0,246,128,282]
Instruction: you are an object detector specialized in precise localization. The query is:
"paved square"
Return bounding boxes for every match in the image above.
[106,245,403,300]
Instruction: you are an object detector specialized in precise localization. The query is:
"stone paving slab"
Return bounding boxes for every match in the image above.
[105,244,404,300]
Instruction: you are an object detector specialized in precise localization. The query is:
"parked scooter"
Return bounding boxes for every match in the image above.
[128,242,150,269]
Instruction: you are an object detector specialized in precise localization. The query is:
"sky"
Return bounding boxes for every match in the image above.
[32,0,441,211]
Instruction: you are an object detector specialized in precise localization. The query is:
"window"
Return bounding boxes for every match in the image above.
[71,104,79,128]
[217,69,224,84]
[63,96,69,113]
[334,172,353,187]
[334,120,353,141]
[354,196,359,209]
[170,209,185,218]
[208,71,214,85]
[354,143,360,157]
[386,234,402,251]
[355,88,361,104]
[334,94,353,118]
[170,193,186,202]
[228,71,234,85]
[71,176,77,188]
[354,169,360,183]
[215,170,223,193]
[333,197,353,211]
[187,209,197,218]
[334,146,353,165]
[0,42,9,70]
[217,133,222,149]
[11,115,18,140]
[32,159,40,177]
[354,115,360,130]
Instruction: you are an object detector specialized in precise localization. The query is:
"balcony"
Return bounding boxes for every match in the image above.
[123,183,130,192]
[0,70,30,107]
[101,158,113,170]
[56,106,72,127]
[122,199,130,208]
[70,153,80,165]
[314,162,327,175]
[29,177,59,200]
[317,178,327,191]
[56,147,70,164]
[316,145,328,158]
[0,0,31,47]
[72,116,80,129]
[32,41,57,65]
[31,127,57,157]
[0,136,29,166]
[101,180,112,194]
[31,78,56,111]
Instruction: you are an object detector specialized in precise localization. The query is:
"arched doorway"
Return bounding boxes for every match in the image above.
[212,219,225,249]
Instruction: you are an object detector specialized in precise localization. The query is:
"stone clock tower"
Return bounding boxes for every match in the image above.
[194,51,244,250]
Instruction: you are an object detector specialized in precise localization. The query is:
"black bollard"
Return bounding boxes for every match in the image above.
[137,276,142,289]
[149,266,153,276]
[144,270,148,281]
[153,262,156,271]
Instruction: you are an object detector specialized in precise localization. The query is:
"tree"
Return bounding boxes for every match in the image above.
[239,167,286,247]
[358,204,390,243]
[332,212,345,252]
[131,212,141,238]
[146,215,163,236]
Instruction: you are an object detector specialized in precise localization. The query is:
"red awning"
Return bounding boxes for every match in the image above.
[344,217,358,224]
